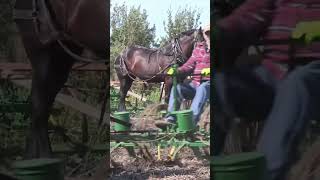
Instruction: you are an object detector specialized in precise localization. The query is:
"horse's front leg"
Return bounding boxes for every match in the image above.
[25,48,74,159]
[26,73,52,158]
[117,75,133,112]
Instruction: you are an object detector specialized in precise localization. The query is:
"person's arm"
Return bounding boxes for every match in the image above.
[178,47,199,74]
[218,0,275,42]
[214,0,276,69]
[178,55,196,75]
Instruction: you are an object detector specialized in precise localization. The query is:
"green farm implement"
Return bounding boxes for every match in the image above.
[110,110,210,161]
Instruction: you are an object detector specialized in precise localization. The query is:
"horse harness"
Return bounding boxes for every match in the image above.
[13,0,106,63]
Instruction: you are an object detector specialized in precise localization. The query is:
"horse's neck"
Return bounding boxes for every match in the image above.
[161,43,172,50]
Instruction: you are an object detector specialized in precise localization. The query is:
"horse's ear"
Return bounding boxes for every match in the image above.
[199,26,202,32]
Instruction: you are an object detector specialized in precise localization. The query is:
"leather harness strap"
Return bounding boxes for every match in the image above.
[14,0,44,52]
[14,0,62,45]
[13,0,107,63]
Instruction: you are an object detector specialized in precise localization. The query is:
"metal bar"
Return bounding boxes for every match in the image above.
[110,130,160,134]
[173,64,178,111]
[110,115,132,127]
[52,144,109,154]
[10,79,110,125]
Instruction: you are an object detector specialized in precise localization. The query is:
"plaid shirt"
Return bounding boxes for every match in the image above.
[179,42,210,86]
[218,0,320,79]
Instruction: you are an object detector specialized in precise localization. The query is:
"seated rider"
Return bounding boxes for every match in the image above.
[155,24,211,129]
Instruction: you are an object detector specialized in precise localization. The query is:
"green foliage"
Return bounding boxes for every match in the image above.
[159,7,201,46]
[0,80,30,151]
[110,3,156,80]
[110,86,120,112]
[145,85,161,103]
[111,4,156,47]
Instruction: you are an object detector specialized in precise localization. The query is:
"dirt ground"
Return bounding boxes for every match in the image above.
[110,148,210,180]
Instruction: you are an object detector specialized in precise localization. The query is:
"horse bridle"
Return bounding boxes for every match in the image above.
[167,30,200,65]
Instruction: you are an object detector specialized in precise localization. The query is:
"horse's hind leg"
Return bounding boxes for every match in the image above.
[25,44,75,158]
[117,75,133,112]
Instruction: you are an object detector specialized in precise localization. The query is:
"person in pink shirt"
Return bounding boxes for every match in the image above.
[213,0,320,179]
[155,25,210,129]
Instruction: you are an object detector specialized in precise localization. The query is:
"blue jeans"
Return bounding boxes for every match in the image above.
[166,81,210,124]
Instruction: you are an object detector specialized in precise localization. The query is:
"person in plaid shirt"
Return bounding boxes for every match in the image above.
[155,24,210,129]
[213,0,320,179]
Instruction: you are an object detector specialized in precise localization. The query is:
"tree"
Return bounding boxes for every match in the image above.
[110,3,156,80]
[159,7,201,46]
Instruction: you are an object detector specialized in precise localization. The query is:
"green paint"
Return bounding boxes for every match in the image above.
[172,64,178,111]
[13,158,64,180]
[175,110,196,132]
[212,152,266,180]
[113,111,130,131]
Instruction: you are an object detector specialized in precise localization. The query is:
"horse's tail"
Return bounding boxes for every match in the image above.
[114,52,129,77]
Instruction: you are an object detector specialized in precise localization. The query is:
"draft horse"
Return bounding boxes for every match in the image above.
[114,28,204,111]
[14,0,108,158]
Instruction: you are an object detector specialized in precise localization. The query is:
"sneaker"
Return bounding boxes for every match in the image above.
[155,119,175,130]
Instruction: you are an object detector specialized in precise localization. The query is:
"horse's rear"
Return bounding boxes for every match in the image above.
[14,0,108,158]
[48,0,108,57]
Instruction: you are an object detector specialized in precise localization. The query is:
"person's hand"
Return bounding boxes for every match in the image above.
[292,21,320,44]
[201,68,210,76]
[167,67,175,75]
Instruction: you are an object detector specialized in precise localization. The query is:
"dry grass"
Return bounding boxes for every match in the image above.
[110,148,210,180]
[288,139,320,180]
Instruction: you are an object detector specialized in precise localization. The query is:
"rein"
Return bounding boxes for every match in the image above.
[57,40,106,63]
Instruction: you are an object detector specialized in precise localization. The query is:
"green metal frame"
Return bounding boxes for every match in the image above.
[110,129,210,160]
[0,102,30,113]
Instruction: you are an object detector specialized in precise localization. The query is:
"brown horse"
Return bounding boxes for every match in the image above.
[114,28,204,111]
[14,0,108,158]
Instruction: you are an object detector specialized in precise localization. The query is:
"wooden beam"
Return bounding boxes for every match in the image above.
[52,144,109,154]
[9,79,110,124]
[112,85,147,102]
[0,63,107,72]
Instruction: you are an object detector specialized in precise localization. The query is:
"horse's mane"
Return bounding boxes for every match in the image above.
[131,45,152,50]
[126,29,198,55]
[179,29,197,37]
[129,45,160,52]
[160,29,198,48]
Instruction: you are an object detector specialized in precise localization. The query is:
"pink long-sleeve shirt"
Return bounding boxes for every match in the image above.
[218,0,320,79]
[179,42,210,86]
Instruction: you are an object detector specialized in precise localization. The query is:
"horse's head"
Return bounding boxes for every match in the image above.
[162,28,204,65]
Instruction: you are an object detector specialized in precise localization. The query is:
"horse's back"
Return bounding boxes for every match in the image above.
[49,0,108,55]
